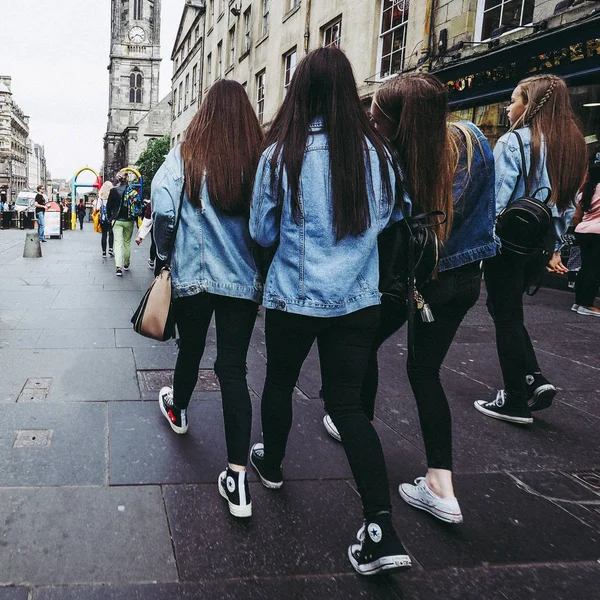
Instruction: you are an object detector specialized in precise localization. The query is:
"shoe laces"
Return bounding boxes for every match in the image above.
[162,389,175,408]
[487,390,506,408]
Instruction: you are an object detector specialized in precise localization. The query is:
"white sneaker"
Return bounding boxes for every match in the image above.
[399,477,463,524]
[571,303,580,312]
[323,414,341,442]
[577,306,600,317]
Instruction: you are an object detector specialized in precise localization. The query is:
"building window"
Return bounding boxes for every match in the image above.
[175,55,179,70]
[283,49,297,96]
[172,89,177,120]
[323,18,342,48]
[378,0,409,80]
[184,74,189,109]
[210,0,215,27]
[206,53,212,86]
[129,71,143,103]
[133,0,142,20]
[256,70,266,124]
[244,8,252,52]
[195,25,200,43]
[218,0,224,16]
[261,0,270,37]
[217,41,223,78]
[191,64,198,101]
[178,82,183,113]
[476,0,534,41]
[229,27,236,67]
[187,37,191,55]
[289,0,299,10]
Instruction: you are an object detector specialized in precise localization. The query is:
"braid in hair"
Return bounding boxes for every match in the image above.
[526,76,558,123]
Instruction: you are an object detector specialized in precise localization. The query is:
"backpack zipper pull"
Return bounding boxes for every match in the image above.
[414,290,434,323]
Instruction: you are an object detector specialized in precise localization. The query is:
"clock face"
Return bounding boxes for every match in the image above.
[128,26,146,44]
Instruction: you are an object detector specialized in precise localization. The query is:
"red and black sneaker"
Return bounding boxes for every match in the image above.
[159,386,188,434]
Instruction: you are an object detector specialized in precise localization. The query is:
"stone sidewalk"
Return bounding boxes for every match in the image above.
[0,227,599,600]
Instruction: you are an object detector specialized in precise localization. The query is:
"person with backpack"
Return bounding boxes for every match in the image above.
[321,73,497,525]
[475,74,587,424]
[153,80,263,519]
[107,171,137,276]
[572,163,600,317]
[94,181,114,257]
[249,47,411,576]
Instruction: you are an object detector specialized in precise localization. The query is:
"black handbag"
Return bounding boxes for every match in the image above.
[131,183,185,341]
[378,211,446,358]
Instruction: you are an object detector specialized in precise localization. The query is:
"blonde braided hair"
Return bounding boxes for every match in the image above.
[525,75,558,123]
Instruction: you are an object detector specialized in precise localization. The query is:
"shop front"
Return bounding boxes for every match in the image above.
[431,14,600,157]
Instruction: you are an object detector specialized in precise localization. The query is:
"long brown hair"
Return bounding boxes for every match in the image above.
[181,79,264,213]
[264,47,396,241]
[510,74,586,211]
[374,73,454,242]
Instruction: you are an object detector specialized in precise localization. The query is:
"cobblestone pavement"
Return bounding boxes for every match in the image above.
[0,227,599,599]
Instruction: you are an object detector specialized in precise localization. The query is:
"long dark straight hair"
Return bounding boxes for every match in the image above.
[264,47,395,241]
[581,164,600,213]
[510,74,586,212]
[181,79,264,213]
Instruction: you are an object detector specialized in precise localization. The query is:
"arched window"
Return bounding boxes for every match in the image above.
[129,71,143,103]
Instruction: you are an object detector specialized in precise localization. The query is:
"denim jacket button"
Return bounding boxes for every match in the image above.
[190,286,196,292]
[278,300,286,310]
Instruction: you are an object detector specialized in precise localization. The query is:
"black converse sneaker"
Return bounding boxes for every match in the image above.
[250,442,283,489]
[348,518,412,576]
[526,373,557,412]
[474,390,533,424]
[158,386,188,434]
[218,468,252,518]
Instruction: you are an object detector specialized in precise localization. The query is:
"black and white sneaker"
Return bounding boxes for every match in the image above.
[158,386,188,434]
[323,414,341,442]
[115,268,123,277]
[148,258,155,269]
[250,443,283,489]
[218,468,252,518]
[348,518,412,576]
[474,390,533,424]
[108,248,114,257]
[526,373,557,412]
[102,251,107,257]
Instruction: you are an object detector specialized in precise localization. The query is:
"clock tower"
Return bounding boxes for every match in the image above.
[104,0,162,180]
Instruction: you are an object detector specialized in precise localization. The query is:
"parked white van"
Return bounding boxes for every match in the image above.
[14,191,37,213]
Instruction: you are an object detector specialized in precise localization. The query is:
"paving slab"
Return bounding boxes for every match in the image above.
[51,289,143,310]
[132,345,216,371]
[0,402,106,486]
[116,328,178,348]
[17,308,134,330]
[0,486,177,586]
[0,348,139,403]
[0,329,42,348]
[0,589,29,600]
[0,289,59,310]
[36,328,116,349]
[34,576,399,600]
[0,309,26,330]
[163,480,368,580]
[389,472,600,569]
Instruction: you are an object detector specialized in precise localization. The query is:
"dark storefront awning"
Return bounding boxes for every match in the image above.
[429,13,600,109]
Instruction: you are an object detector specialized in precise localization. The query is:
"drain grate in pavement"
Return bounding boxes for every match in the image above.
[571,470,600,491]
[17,378,52,403]
[13,429,53,448]
[137,370,220,392]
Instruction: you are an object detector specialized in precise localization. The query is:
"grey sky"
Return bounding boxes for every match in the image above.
[1,0,180,181]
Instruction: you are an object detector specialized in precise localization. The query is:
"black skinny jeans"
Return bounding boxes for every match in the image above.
[484,252,541,405]
[261,306,391,519]
[173,293,258,466]
[101,222,114,252]
[360,262,481,471]
[575,232,600,307]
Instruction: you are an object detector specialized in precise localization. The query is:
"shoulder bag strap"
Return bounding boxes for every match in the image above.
[166,180,186,266]
[513,131,530,196]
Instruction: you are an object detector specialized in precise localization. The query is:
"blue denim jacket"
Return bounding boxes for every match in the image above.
[250,119,407,317]
[494,126,575,251]
[438,121,498,272]
[152,147,262,302]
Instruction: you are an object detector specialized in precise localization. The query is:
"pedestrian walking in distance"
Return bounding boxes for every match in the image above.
[572,163,600,317]
[107,171,136,276]
[475,74,587,424]
[94,181,114,257]
[34,185,47,242]
[153,79,263,519]
[76,199,87,230]
[322,73,496,527]
[249,47,411,576]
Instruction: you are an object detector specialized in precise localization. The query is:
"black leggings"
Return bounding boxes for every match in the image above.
[101,223,114,252]
[360,262,481,471]
[173,293,258,466]
[575,232,600,307]
[484,252,541,405]
[261,306,391,519]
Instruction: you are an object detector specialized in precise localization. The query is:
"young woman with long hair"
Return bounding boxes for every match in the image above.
[94,181,114,257]
[249,47,411,576]
[322,72,497,524]
[475,74,587,423]
[572,163,600,316]
[152,79,264,519]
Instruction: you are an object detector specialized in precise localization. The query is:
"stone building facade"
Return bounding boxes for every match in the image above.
[0,76,30,204]
[27,141,48,191]
[103,0,170,181]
